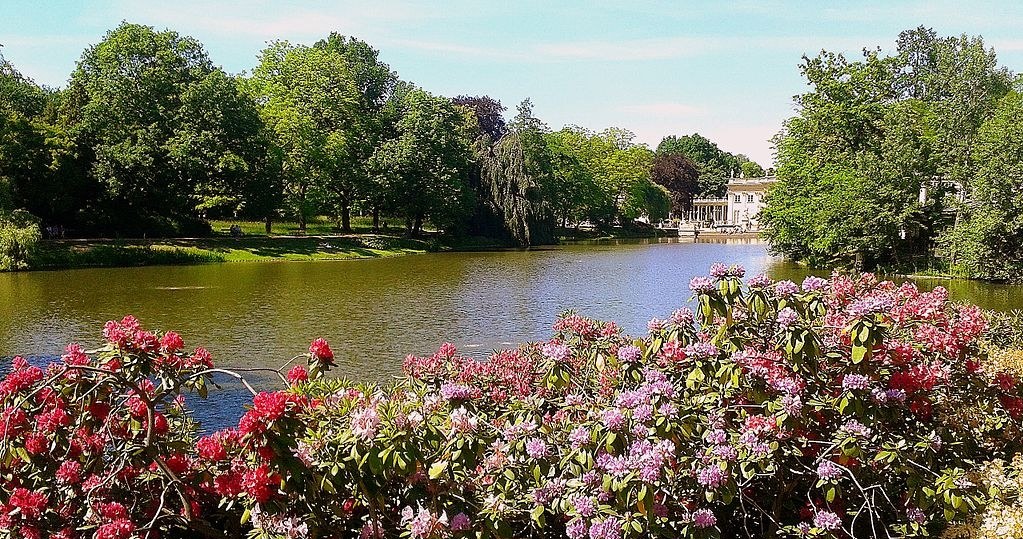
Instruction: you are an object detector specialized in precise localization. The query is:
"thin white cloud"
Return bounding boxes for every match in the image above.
[620,102,704,116]
[534,37,713,61]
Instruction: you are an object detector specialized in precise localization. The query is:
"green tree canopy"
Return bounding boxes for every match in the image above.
[761,27,1014,270]
[656,133,741,197]
[61,23,271,235]
[370,84,475,235]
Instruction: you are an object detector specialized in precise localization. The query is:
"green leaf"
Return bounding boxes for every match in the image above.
[429,461,448,479]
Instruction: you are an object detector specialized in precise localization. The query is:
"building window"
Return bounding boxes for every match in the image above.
[733,194,741,203]
[747,193,754,203]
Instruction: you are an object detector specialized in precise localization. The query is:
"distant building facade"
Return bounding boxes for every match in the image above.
[677,176,777,232]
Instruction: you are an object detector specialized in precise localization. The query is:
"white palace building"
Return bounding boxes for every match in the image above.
[674,176,777,233]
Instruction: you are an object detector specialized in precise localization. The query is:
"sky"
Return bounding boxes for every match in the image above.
[2,1,1023,165]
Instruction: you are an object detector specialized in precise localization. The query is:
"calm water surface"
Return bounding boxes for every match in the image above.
[2,239,1021,383]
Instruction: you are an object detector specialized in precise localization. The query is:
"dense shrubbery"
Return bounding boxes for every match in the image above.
[0,210,40,271]
[2,265,1023,538]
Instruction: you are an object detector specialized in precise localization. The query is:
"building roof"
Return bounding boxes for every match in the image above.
[727,176,777,191]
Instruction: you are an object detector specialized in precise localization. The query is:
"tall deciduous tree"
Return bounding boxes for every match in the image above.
[370,84,475,235]
[61,23,270,235]
[761,27,1014,270]
[656,133,740,197]
[939,89,1023,281]
[247,35,395,232]
[650,152,700,216]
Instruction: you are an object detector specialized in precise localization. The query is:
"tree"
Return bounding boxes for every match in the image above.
[370,84,475,235]
[61,23,270,235]
[452,95,507,143]
[656,133,740,197]
[650,152,700,216]
[938,89,1023,281]
[761,28,1014,270]
[739,159,765,178]
[247,36,395,233]
[1,51,84,228]
[472,99,557,245]
[549,126,656,226]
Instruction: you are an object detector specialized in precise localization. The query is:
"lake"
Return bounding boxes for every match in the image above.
[3,238,1021,380]
[4,237,1021,430]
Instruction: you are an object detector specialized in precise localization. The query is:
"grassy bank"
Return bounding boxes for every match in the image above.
[22,218,668,271]
[28,235,435,270]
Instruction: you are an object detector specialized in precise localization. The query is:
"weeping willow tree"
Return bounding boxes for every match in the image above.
[478,130,557,246]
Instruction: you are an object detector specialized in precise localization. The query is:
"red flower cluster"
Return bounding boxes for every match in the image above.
[309,338,334,365]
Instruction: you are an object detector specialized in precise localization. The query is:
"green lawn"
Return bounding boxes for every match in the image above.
[30,235,434,270]
[209,216,427,237]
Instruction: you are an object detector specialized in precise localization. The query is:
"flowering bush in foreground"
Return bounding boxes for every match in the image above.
[2,265,1023,538]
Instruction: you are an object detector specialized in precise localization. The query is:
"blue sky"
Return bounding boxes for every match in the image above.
[2,1,1022,165]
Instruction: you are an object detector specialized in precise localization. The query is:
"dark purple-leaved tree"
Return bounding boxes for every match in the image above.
[650,152,700,216]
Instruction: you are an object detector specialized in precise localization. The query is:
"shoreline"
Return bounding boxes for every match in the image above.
[15,229,779,272]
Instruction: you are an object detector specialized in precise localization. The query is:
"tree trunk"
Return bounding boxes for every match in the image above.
[341,203,352,233]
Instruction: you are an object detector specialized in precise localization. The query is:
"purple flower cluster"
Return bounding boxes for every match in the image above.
[542,341,572,363]
[709,262,729,278]
[587,518,623,539]
[440,383,474,401]
[842,374,871,391]
[569,426,590,448]
[847,295,895,318]
[692,508,717,528]
[801,275,828,292]
[696,464,729,489]
[617,345,641,363]
[712,444,738,461]
[774,280,799,298]
[871,387,907,405]
[813,510,842,531]
[525,437,549,459]
[781,394,804,416]
[685,341,719,360]
[706,429,727,445]
[669,307,695,326]
[572,496,596,517]
[531,478,565,505]
[839,419,872,439]
[817,459,842,480]
[689,276,716,294]
[601,408,626,431]
[776,307,799,329]
[747,273,773,288]
[596,439,674,482]
[566,520,588,539]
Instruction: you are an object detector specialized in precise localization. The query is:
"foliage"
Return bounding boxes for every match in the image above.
[656,134,745,198]
[762,27,1015,271]
[370,84,476,235]
[650,153,700,215]
[547,126,659,225]
[0,209,40,271]
[0,316,219,538]
[245,35,394,232]
[60,23,272,235]
[4,265,1022,538]
[937,90,1023,282]
[452,96,507,143]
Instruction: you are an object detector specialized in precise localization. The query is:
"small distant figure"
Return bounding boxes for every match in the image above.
[382,221,389,231]
[230,224,242,237]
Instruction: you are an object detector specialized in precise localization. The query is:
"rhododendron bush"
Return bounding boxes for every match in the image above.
[2,265,1023,539]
